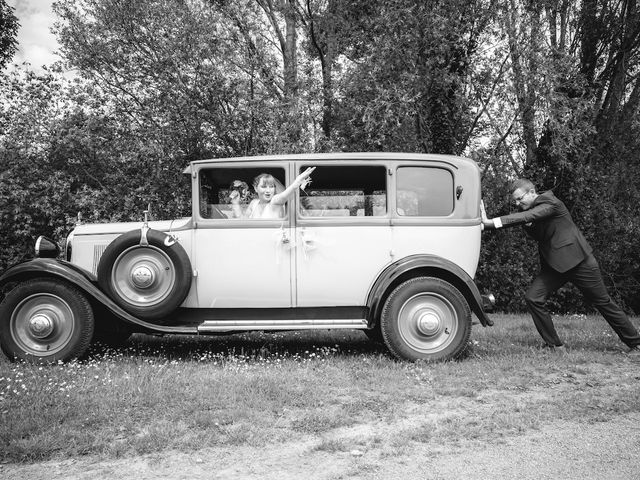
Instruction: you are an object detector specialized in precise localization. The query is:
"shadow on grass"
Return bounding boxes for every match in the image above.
[483,313,634,348]
[85,312,630,364]
[87,329,390,362]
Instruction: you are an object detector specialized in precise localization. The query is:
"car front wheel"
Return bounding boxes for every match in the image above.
[380,276,471,361]
[0,278,94,363]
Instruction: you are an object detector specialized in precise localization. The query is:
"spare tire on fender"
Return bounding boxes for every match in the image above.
[97,229,192,320]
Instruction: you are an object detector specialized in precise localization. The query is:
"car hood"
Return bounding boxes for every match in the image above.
[70,217,193,236]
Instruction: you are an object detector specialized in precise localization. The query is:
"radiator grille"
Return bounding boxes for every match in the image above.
[92,244,108,275]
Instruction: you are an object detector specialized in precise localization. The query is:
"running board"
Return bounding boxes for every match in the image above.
[197,318,368,333]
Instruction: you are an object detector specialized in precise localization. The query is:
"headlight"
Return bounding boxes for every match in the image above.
[35,236,61,259]
[65,231,74,261]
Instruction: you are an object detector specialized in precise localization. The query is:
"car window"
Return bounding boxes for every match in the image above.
[199,167,287,220]
[396,166,454,216]
[298,165,387,217]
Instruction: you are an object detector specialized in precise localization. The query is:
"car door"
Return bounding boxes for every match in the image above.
[293,161,393,307]
[191,162,294,308]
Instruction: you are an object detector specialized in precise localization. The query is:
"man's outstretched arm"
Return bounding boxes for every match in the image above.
[481,200,555,230]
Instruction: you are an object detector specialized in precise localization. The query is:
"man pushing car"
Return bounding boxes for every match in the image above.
[481,178,640,355]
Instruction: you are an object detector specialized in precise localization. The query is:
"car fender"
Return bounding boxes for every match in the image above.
[0,258,195,334]
[367,254,494,327]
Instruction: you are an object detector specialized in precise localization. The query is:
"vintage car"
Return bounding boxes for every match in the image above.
[0,153,494,363]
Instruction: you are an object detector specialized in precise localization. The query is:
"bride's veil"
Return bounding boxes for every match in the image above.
[253,173,285,194]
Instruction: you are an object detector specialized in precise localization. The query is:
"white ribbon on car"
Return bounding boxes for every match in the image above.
[273,222,296,265]
[271,223,336,263]
[299,229,316,261]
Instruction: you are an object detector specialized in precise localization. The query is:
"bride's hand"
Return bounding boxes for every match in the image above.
[298,167,315,189]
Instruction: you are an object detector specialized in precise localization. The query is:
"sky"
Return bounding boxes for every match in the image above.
[8,0,60,69]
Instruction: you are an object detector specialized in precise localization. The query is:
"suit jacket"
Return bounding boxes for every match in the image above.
[499,191,592,273]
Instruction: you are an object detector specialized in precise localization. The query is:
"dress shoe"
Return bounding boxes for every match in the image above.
[627,346,640,356]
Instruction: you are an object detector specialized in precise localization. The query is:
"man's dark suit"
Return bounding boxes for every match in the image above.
[498,191,640,348]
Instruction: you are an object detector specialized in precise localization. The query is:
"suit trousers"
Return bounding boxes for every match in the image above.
[524,254,640,348]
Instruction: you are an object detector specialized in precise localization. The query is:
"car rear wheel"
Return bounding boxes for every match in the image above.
[0,278,94,363]
[97,229,192,320]
[380,276,471,361]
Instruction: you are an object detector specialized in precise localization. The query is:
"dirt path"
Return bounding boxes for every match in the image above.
[4,412,638,480]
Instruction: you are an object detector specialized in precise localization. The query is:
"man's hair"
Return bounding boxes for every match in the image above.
[510,178,536,194]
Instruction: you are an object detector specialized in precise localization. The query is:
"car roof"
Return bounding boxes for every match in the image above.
[184,152,477,174]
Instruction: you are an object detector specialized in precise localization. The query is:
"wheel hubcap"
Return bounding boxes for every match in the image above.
[112,246,175,307]
[398,292,458,354]
[11,293,75,356]
[29,313,55,338]
[131,265,155,288]
[417,312,441,335]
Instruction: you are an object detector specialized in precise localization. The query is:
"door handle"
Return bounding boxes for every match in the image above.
[299,228,312,244]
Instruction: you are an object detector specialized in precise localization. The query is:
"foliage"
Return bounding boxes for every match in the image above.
[0,0,19,69]
[334,0,498,153]
[0,69,75,270]
[55,0,260,159]
[1,0,640,312]
[0,68,190,271]
[475,0,640,313]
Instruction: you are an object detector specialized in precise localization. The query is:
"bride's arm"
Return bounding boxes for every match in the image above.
[271,167,315,205]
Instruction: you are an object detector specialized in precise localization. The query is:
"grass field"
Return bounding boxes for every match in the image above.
[1,313,639,465]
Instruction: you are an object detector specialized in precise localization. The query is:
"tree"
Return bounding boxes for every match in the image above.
[296,0,369,145]
[2,0,637,313]
[56,0,264,158]
[0,69,77,270]
[254,0,304,148]
[477,0,640,312]
[0,0,18,70]
[333,0,498,154]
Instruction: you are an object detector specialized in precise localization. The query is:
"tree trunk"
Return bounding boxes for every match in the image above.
[304,0,337,141]
[505,0,538,166]
[283,0,298,101]
[256,0,301,147]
